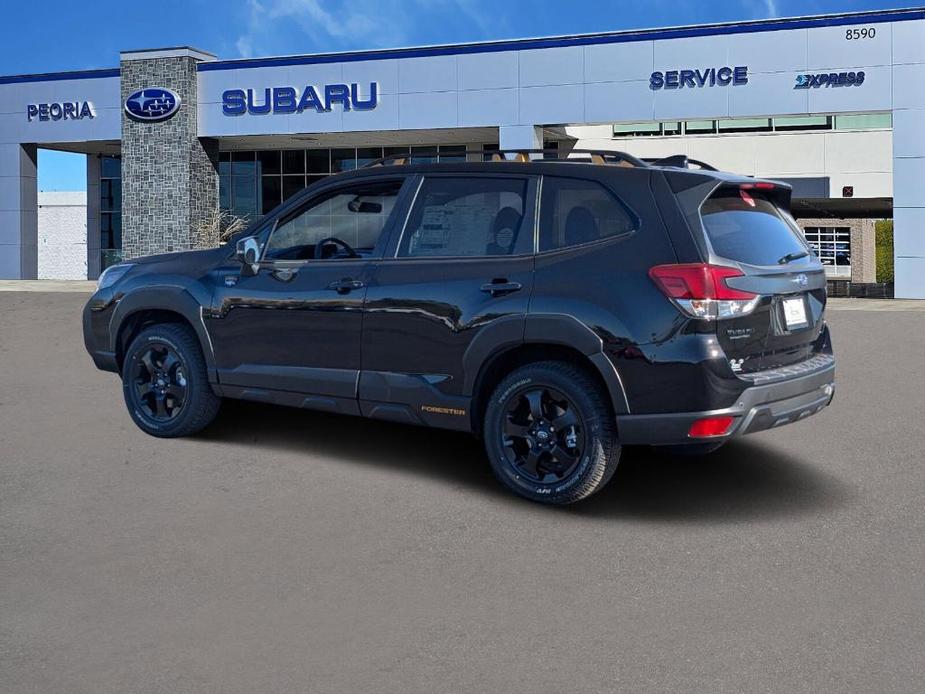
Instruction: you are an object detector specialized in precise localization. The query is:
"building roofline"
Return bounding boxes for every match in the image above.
[120,46,216,62]
[198,7,925,72]
[1,7,923,84]
[0,67,120,85]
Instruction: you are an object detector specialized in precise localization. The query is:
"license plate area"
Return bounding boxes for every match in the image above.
[780,295,809,331]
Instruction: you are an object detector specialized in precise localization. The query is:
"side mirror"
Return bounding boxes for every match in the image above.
[235,236,261,276]
[347,198,383,214]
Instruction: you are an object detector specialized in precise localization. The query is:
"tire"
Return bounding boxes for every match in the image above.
[661,442,726,456]
[483,361,620,505]
[122,323,221,438]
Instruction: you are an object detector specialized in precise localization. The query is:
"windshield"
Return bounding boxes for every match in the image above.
[700,188,809,266]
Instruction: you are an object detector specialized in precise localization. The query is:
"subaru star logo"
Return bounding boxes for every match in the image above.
[124,87,181,122]
[795,274,808,287]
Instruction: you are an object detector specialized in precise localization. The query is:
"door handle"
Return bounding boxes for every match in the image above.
[480,280,523,297]
[326,278,365,294]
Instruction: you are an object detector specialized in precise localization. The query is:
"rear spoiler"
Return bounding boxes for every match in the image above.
[658,171,794,262]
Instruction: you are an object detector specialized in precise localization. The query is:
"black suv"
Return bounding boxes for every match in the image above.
[83,150,835,505]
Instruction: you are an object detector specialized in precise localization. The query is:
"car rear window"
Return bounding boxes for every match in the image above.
[700,188,807,266]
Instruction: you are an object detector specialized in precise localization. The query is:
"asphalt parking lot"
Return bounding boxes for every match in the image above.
[1,291,923,693]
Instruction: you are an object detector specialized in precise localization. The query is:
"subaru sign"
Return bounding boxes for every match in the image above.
[124,87,182,122]
[650,66,748,90]
[221,82,378,116]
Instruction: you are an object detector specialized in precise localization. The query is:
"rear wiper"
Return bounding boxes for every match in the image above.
[778,250,810,265]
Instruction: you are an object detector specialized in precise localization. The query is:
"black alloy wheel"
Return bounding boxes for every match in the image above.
[484,361,621,505]
[501,386,586,484]
[122,323,221,437]
[131,341,188,422]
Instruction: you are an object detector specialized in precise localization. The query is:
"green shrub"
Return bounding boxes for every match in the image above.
[875,219,894,283]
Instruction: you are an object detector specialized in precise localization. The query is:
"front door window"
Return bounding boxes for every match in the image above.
[264,180,403,261]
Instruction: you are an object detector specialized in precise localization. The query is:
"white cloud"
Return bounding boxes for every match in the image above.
[762,0,780,18]
[234,0,419,58]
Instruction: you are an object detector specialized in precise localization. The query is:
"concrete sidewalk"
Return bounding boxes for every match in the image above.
[0,280,97,292]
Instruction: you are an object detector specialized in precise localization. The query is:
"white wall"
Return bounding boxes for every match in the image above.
[566,126,893,198]
[37,191,87,280]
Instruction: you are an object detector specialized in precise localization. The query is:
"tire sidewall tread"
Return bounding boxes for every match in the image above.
[122,323,220,438]
[483,360,620,505]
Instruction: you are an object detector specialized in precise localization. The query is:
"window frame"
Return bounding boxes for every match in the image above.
[535,174,640,255]
[257,175,411,266]
[387,173,540,261]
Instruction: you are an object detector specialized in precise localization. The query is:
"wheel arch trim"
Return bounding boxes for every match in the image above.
[109,287,218,380]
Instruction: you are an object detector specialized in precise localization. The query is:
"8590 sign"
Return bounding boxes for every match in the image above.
[846,27,876,40]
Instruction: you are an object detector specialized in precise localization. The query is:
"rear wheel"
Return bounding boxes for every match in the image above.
[483,361,620,505]
[122,323,220,437]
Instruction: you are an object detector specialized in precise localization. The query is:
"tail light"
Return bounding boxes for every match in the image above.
[688,416,735,438]
[649,263,761,320]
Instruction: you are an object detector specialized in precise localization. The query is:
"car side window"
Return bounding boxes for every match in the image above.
[398,177,529,258]
[539,176,637,252]
[264,179,404,261]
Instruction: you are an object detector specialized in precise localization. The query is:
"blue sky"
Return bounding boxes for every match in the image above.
[2,0,912,190]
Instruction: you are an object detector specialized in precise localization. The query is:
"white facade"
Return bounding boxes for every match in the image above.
[37,191,87,279]
[568,126,893,199]
[1,9,924,295]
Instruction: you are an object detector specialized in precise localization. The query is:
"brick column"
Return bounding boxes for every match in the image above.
[119,48,218,259]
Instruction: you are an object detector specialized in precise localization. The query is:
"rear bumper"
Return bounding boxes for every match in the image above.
[615,355,835,445]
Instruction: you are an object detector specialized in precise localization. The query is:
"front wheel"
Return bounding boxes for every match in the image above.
[122,323,221,437]
[483,361,620,505]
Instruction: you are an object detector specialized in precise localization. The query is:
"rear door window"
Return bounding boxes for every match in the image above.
[700,189,808,266]
[539,176,637,252]
[398,176,531,257]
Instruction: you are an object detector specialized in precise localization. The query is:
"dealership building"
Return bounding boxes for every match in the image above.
[2,8,925,297]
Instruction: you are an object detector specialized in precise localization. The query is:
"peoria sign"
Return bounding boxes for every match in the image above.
[27,101,95,122]
[222,83,378,116]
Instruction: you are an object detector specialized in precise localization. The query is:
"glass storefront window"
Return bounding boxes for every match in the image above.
[438,145,467,162]
[283,175,305,202]
[331,148,357,172]
[220,145,476,218]
[717,118,772,133]
[773,115,831,131]
[307,149,330,174]
[684,120,717,134]
[357,147,383,167]
[282,149,305,174]
[835,113,892,130]
[99,155,122,275]
[613,122,662,137]
[410,146,437,164]
[261,176,282,214]
[231,151,257,176]
[232,175,258,220]
[258,150,281,175]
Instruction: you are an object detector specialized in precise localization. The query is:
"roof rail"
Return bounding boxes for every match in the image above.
[364,148,650,169]
[646,154,718,171]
